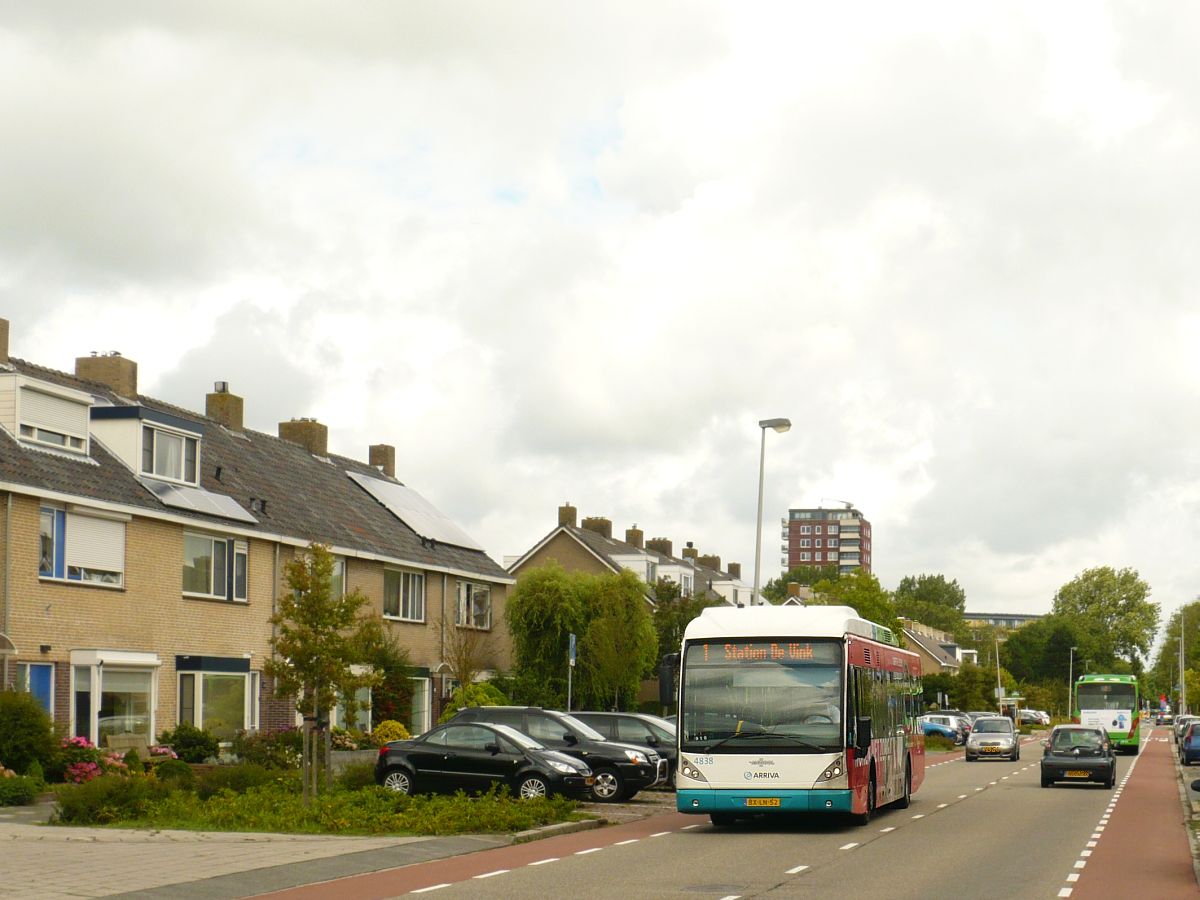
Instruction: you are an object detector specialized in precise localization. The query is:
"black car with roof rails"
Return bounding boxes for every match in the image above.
[448,706,668,802]
[374,721,595,799]
[571,710,677,782]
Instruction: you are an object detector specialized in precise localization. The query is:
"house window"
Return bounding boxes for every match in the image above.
[828,551,838,561]
[183,533,248,601]
[799,552,811,562]
[646,562,658,583]
[815,539,823,548]
[827,524,839,534]
[73,665,154,747]
[330,557,345,598]
[19,387,89,455]
[39,507,125,587]
[800,539,811,548]
[141,424,198,484]
[456,581,491,629]
[814,525,823,534]
[332,683,372,731]
[799,525,812,534]
[384,570,425,621]
[828,538,839,548]
[409,677,431,735]
[16,663,54,716]
[178,671,259,742]
[682,574,693,597]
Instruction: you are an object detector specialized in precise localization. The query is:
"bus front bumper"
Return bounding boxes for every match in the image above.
[677,789,853,814]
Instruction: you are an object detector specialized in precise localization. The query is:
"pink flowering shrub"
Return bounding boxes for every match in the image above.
[64,761,103,784]
[149,746,178,760]
[52,736,137,783]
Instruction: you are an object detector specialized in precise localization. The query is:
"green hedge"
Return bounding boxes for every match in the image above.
[0,776,38,807]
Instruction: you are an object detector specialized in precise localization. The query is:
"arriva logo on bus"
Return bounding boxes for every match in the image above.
[744,771,782,780]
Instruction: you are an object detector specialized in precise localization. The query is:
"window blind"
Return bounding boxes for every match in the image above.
[65,514,125,573]
[21,388,88,437]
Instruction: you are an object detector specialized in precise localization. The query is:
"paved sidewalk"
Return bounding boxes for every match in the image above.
[0,792,671,899]
[1072,727,1198,899]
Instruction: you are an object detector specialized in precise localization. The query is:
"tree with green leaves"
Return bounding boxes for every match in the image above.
[504,563,588,707]
[808,570,903,643]
[652,577,718,661]
[580,569,658,710]
[893,574,966,634]
[265,543,383,798]
[1148,601,1200,711]
[1051,566,1159,671]
[762,565,839,603]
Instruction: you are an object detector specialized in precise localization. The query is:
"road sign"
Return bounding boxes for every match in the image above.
[568,633,576,668]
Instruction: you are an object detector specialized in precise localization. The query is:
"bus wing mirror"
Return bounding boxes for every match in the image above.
[855,717,872,752]
[659,653,680,707]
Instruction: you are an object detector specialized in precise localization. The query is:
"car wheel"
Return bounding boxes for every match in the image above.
[1013,747,1021,761]
[895,760,911,809]
[1041,775,1052,788]
[710,812,736,827]
[1107,769,1116,789]
[517,774,549,800]
[851,770,876,825]
[965,754,975,762]
[381,767,414,795]
[590,767,625,802]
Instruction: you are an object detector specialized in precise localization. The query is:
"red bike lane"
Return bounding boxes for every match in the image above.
[1072,727,1197,899]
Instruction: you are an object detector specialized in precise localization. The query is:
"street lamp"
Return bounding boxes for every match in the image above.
[1068,646,1078,718]
[752,417,791,606]
[995,636,1003,713]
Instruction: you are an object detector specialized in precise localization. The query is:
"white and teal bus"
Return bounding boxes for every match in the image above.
[671,605,924,826]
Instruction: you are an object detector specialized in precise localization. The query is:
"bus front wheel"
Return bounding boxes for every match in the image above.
[852,770,876,825]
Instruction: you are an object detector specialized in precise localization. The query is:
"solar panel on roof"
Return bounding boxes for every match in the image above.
[142,479,258,524]
[346,471,483,551]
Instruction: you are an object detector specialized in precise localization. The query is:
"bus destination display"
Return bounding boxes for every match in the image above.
[691,640,839,664]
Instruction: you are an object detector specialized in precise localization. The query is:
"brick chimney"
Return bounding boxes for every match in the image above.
[681,541,698,562]
[697,554,721,572]
[0,318,8,364]
[645,537,673,557]
[369,444,396,477]
[727,562,741,579]
[279,418,328,456]
[75,352,137,398]
[625,525,644,548]
[206,382,243,431]
[787,582,802,598]
[558,503,577,528]
[581,516,612,539]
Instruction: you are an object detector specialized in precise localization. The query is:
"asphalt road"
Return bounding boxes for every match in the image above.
[264,732,1195,900]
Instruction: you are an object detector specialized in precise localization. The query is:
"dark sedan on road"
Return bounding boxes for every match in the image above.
[1040,724,1115,788]
[1180,723,1200,766]
[375,721,595,799]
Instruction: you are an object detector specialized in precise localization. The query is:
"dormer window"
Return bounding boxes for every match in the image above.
[16,384,91,456]
[142,425,198,484]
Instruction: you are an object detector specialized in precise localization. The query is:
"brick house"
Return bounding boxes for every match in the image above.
[0,319,511,747]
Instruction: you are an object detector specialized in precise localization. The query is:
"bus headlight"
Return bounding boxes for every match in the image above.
[818,761,844,781]
[679,757,708,783]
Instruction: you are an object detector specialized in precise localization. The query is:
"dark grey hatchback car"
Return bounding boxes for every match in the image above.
[1040,724,1116,788]
[374,721,595,799]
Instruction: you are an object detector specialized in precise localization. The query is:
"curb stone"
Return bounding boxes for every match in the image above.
[511,817,605,844]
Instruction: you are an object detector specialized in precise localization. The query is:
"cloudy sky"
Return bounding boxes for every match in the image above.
[3,2,1198,625]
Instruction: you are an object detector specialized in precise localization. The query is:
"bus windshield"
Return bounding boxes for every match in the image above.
[1077,683,1136,711]
[680,639,843,753]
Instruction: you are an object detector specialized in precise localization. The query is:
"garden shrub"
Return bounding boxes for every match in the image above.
[336,761,377,792]
[53,774,170,824]
[370,720,410,744]
[0,775,38,806]
[196,764,277,800]
[23,759,45,789]
[330,728,358,751]
[154,759,196,789]
[438,682,510,724]
[54,736,107,784]
[123,749,144,774]
[157,722,219,763]
[231,727,302,769]
[0,690,57,775]
[924,734,957,752]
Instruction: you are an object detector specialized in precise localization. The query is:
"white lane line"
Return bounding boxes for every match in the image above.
[575,848,603,855]
[1068,874,1080,882]
[989,781,998,785]
[412,886,451,894]
[650,831,671,838]
[1074,860,1087,869]
[958,794,968,799]
[1091,833,1101,840]
[681,824,702,830]
[911,814,925,819]
[937,803,948,808]
[975,787,984,792]
[879,827,895,833]
[718,895,741,900]
[613,839,639,846]
[1058,889,1073,897]
[1087,841,1097,848]
[1081,850,1092,858]
[785,865,810,874]
[529,858,558,866]
[474,870,509,879]
[1001,776,1009,780]
[839,843,860,850]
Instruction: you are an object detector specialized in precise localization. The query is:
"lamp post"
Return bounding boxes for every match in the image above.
[1068,646,1078,719]
[752,417,791,606]
[995,636,1003,713]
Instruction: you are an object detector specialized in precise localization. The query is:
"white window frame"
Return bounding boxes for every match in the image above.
[456,581,492,630]
[814,525,823,534]
[330,556,346,598]
[16,662,55,717]
[827,524,839,534]
[39,506,126,588]
[828,551,839,561]
[384,569,426,622]
[182,532,248,602]
[799,551,811,561]
[177,670,259,739]
[70,658,159,748]
[409,677,431,735]
[682,574,693,597]
[828,538,839,548]
[18,385,90,455]
[799,525,812,534]
[141,423,200,486]
[800,538,811,548]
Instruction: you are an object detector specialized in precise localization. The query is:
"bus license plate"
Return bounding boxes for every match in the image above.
[746,798,781,807]
[1066,770,1090,778]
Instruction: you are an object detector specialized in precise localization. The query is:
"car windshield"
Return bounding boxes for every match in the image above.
[490,723,544,750]
[556,714,605,741]
[1052,729,1103,751]
[974,719,1013,733]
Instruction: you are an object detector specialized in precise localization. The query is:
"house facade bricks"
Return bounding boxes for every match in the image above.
[0,320,512,748]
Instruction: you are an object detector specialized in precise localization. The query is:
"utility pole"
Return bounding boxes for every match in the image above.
[1181,608,1187,716]
[995,636,1003,713]
[1069,646,1077,719]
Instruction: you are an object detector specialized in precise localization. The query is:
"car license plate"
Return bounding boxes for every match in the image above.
[983,747,1000,753]
[1066,770,1090,778]
[746,797,781,807]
